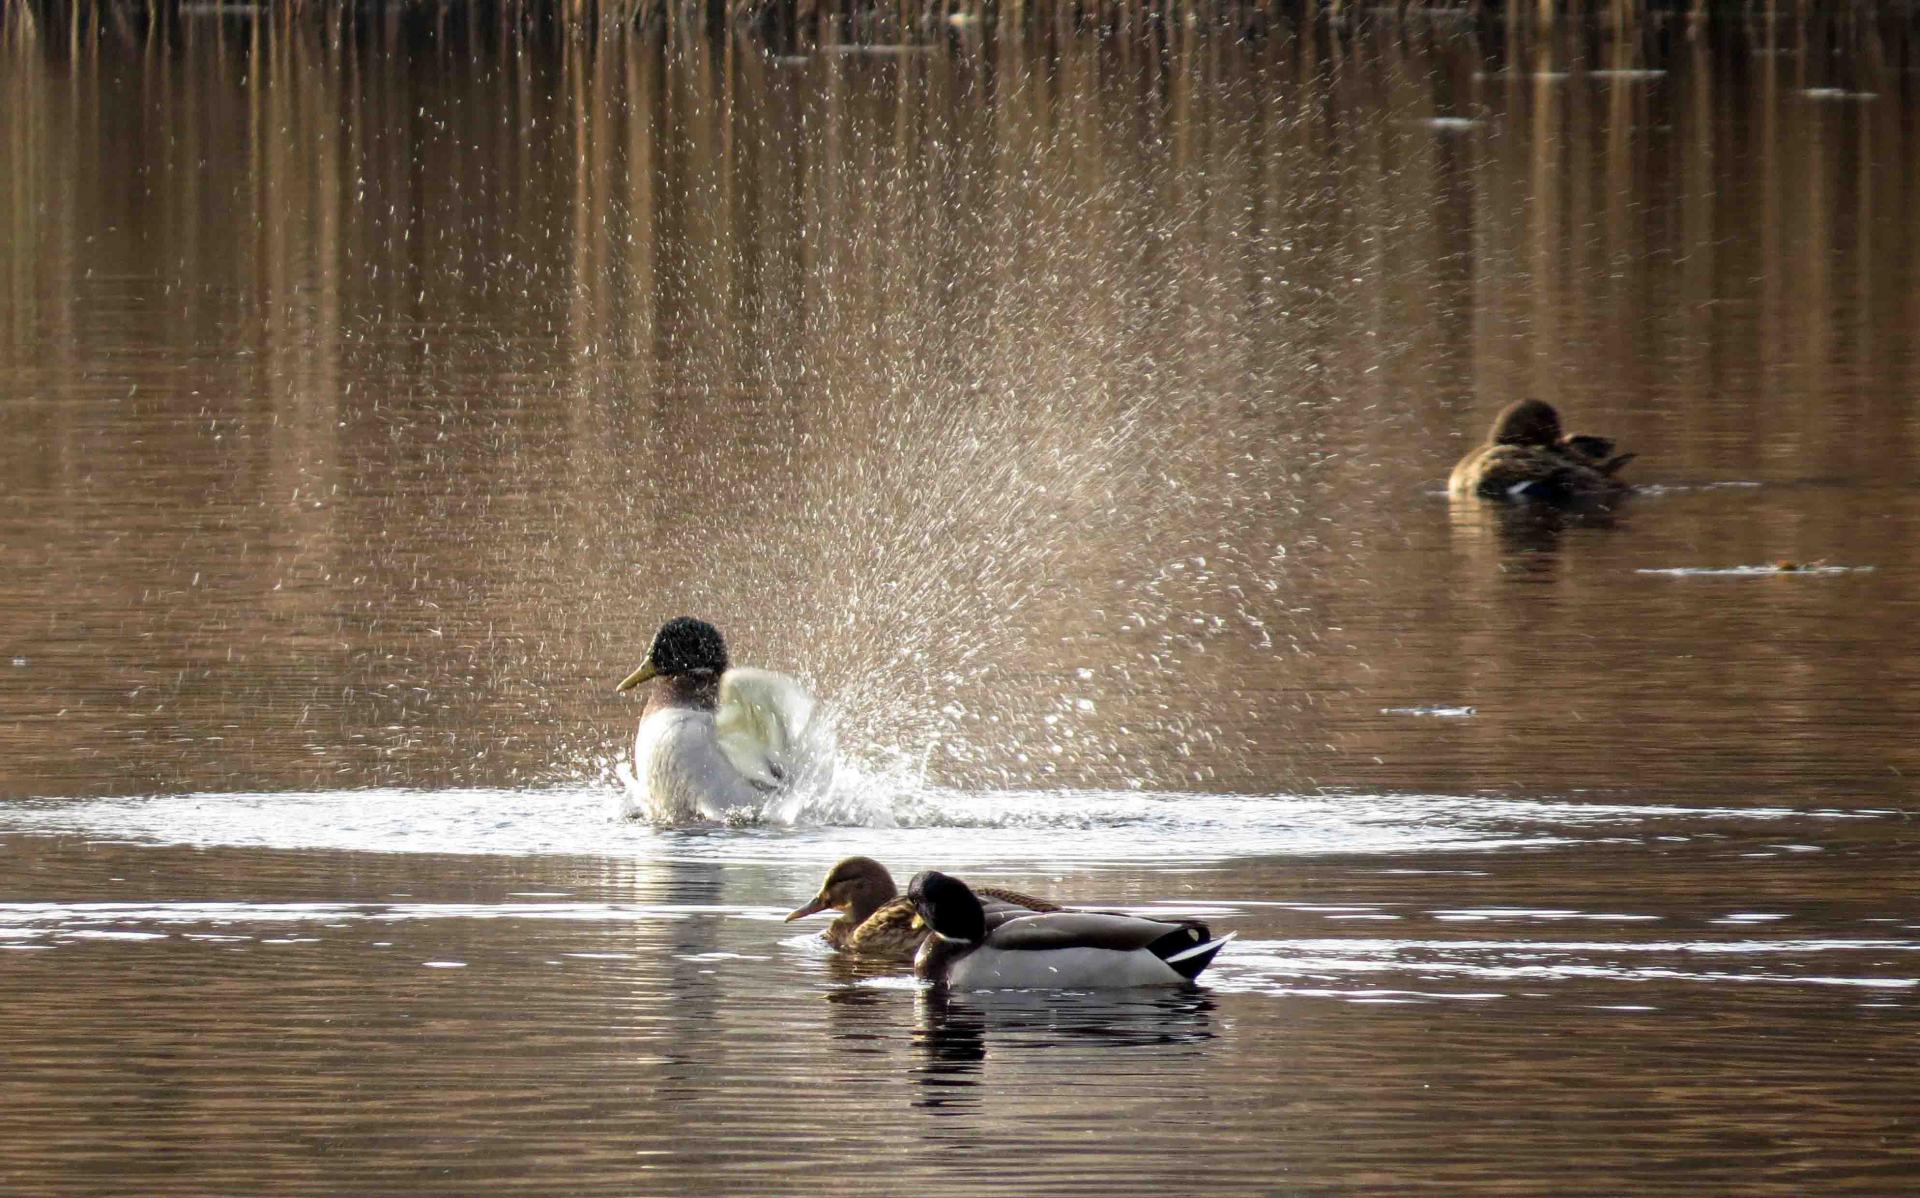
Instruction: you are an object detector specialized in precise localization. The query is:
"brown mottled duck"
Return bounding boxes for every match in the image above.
[785,856,1059,962]
[1449,399,1632,504]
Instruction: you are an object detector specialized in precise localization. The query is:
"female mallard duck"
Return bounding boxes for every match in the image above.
[906,870,1233,990]
[1449,399,1633,503]
[785,856,1060,961]
[614,616,828,824]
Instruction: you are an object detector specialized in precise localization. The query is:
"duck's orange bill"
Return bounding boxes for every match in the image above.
[784,896,830,922]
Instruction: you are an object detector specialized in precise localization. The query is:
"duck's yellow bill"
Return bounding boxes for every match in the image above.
[909,913,926,931]
[615,660,658,692]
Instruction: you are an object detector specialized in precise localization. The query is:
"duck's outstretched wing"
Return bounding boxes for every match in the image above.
[714,667,829,793]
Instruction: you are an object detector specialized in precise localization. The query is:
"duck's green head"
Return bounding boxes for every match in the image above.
[907,870,988,944]
[616,616,729,692]
[1490,399,1563,447]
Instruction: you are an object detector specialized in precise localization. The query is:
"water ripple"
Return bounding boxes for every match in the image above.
[1214,936,1920,997]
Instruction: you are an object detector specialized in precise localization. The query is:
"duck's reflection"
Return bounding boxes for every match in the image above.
[912,989,988,1113]
[1449,494,1624,562]
[909,987,1218,1113]
[816,950,912,991]
[819,975,899,1049]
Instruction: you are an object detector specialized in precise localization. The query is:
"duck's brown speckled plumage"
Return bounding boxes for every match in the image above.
[790,857,1059,963]
[1449,400,1632,504]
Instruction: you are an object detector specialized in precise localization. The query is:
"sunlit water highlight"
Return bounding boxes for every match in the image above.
[0,785,1876,863]
[8,11,1920,1195]
[5,898,1916,995]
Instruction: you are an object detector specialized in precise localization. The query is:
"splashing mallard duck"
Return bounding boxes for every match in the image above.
[614,617,829,825]
[785,857,1061,961]
[906,870,1233,990]
[1449,400,1634,504]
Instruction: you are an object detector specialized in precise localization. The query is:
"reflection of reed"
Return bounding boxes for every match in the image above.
[13,1,1920,44]
[6,14,1920,799]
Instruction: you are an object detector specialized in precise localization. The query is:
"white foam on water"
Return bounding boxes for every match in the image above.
[1637,564,1872,577]
[0,786,1859,867]
[1632,481,1763,497]
[0,771,1873,875]
[1210,936,1920,998]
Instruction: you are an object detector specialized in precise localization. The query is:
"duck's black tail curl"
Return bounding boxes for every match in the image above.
[1147,923,1235,982]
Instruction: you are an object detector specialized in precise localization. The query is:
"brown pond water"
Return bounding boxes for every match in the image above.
[3,9,1919,1195]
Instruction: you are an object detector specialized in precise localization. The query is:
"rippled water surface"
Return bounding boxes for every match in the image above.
[5,7,1920,1195]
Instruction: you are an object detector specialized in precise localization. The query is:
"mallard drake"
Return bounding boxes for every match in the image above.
[614,616,828,824]
[906,870,1233,990]
[1449,399,1632,503]
[785,856,1060,962]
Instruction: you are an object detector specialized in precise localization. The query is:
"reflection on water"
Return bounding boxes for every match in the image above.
[6,9,1920,1196]
[918,986,1217,1052]
[2,825,1913,1195]
[7,10,1920,805]
[911,988,1217,1112]
[1447,495,1625,560]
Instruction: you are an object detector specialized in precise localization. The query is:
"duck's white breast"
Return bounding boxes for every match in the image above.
[630,708,764,824]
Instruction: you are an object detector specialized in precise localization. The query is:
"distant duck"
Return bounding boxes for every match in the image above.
[906,870,1233,990]
[614,616,829,824]
[786,857,1061,962]
[1449,399,1633,504]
